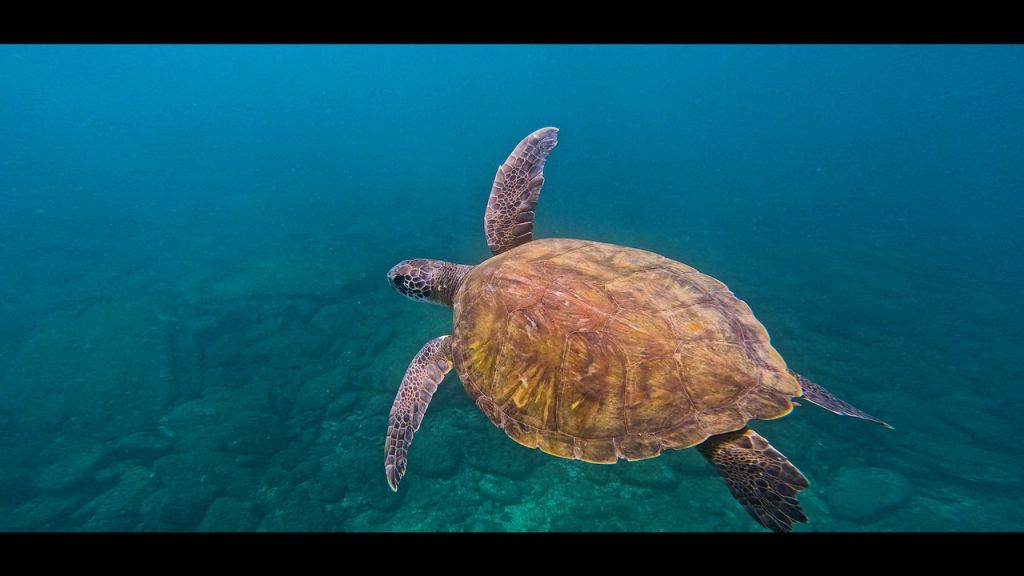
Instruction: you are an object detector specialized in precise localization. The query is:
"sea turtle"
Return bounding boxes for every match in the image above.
[384,127,891,532]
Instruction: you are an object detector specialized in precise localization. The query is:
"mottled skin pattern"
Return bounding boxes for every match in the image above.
[388,260,473,307]
[452,238,801,463]
[698,427,810,532]
[385,335,453,491]
[385,126,892,532]
[484,127,558,256]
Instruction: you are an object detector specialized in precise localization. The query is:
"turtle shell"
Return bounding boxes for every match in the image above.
[451,238,801,463]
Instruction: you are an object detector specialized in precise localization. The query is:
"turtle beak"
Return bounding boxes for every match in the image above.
[386,265,402,292]
[387,262,415,298]
[386,259,436,303]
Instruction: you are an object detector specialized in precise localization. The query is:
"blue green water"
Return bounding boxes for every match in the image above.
[1,45,1022,531]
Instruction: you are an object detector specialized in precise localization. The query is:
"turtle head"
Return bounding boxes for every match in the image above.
[387,259,472,308]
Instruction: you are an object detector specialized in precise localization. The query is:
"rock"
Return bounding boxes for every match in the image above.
[0,465,35,507]
[291,369,344,436]
[880,428,1020,487]
[450,407,490,432]
[296,370,342,414]
[325,391,359,421]
[933,393,1017,451]
[478,475,522,505]
[199,497,260,531]
[246,321,326,365]
[160,399,219,450]
[94,462,134,486]
[153,451,258,500]
[428,500,474,527]
[400,479,451,513]
[287,458,323,487]
[139,486,217,530]
[275,429,321,468]
[34,439,112,493]
[297,427,318,446]
[221,412,286,455]
[550,515,580,532]
[459,486,483,507]
[310,455,350,503]
[76,466,158,530]
[262,466,290,488]
[620,460,680,490]
[463,436,538,480]
[202,380,276,415]
[256,486,333,531]
[825,466,910,522]
[569,499,636,523]
[466,518,507,532]
[160,399,285,456]
[113,431,173,462]
[368,482,407,512]
[307,477,346,505]
[366,394,393,418]
[414,426,463,479]
[311,303,350,333]
[355,509,394,527]
[5,494,84,530]
[315,420,343,447]
[202,244,365,302]
[0,303,174,438]
[666,449,715,478]
[321,438,380,494]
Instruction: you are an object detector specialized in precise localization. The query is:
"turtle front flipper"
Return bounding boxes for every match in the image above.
[791,370,893,429]
[698,427,809,533]
[385,335,454,491]
[484,127,559,256]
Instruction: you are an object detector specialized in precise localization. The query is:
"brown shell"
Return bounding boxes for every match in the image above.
[451,238,800,463]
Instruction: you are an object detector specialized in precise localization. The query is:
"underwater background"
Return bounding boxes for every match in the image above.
[0,45,1022,531]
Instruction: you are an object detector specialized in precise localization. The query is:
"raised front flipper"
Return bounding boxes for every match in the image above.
[698,428,809,533]
[484,127,559,255]
[791,370,893,429]
[385,335,454,491]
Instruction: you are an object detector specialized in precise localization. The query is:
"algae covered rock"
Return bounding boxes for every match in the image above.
[0,303,174,438]
[160,398,285,456]
[620,460,680,490]
[256,485,333,531]
[199,497,260,532]
[324,391,360,421]
[825,466,910,522]
[463,436,539,480]
[311,455,352,503]
[113,431,173,462]
[311,303,351,333]
[153,451,259,500]
[296,369,343,414]
[5,494,85,530]
[933,393,1017,452]
[478,475,522,505]
[76,466,159,530]
[139,486,218,530]
[412,424,463,479]
[881,427,1020,487]
[34,439,113,493]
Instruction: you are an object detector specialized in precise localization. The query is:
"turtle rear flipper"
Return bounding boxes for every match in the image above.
[791,371,893,429]
[698,428,809,533]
